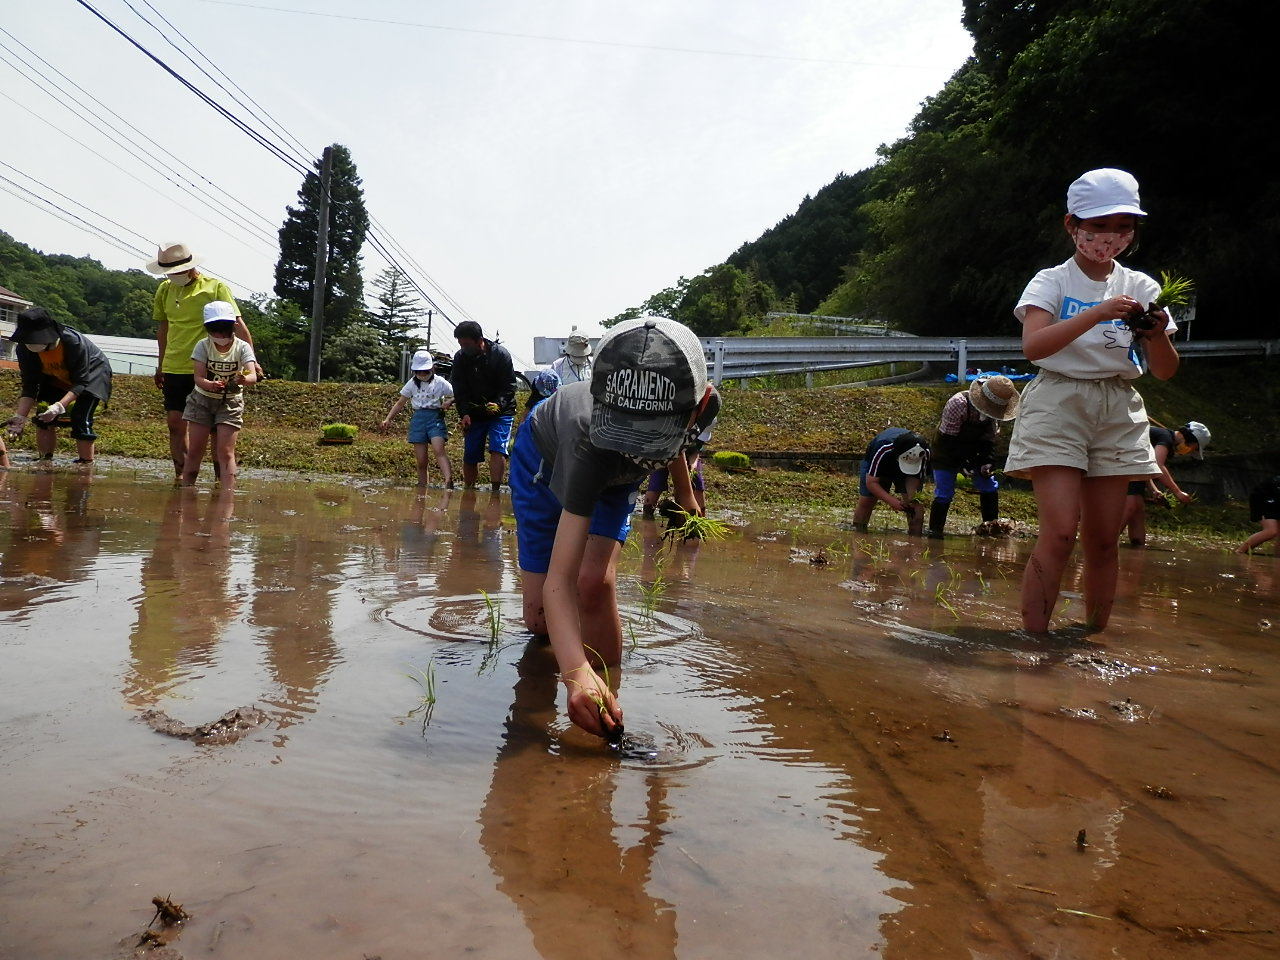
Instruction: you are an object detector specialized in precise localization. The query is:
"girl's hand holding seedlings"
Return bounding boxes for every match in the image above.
[563,664,623,738]
[1093,295,1143,323]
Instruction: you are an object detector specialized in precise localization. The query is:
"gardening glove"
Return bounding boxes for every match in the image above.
[563,665,623,739]
[36,402,66,423]
[5,415,26,437]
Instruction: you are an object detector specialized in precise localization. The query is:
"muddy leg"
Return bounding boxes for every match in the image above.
[1078,476,1131,630]
[1020,466,1082,632]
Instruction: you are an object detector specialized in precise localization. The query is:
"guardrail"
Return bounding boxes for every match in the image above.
[535,334,1279,386]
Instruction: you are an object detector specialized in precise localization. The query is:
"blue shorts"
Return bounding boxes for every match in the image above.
[509,424,635,575]
[463,415,513,464]
[408,408,447,444]
[932,468,998,502]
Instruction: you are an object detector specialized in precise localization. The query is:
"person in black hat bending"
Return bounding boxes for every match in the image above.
[509,317,718,739]
[851,428,931,534]
[4,307,113,464]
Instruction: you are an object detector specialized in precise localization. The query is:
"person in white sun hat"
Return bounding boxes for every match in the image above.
[550,331,594,385]
[1003,168,1183,632]
[926,375,1021,538]
[509,317,719,741]
[146,242,263,479]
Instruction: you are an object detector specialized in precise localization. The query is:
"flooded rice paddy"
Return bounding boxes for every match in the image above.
[1,465,1277,959]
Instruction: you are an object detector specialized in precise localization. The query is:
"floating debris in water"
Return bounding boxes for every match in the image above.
[139,706,268,744]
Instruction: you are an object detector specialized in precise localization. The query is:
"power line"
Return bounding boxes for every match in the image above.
[0,158,153,250]
[0,86,276,257]
[0,172,151,259]
[196,0,937,69]
[70,0,476,326]
[0,24,281,240]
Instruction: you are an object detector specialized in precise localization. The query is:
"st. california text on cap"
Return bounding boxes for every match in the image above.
[146,242,203,276]
[589,317,708,460]
[202,301,236,325]
[1067,169,1147,219]
[7,306,61,344]
[968,375,1021,421]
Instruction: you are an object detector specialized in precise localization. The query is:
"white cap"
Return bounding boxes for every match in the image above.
[202,300,236,324]
[409,349,434,371]
[1183,421,1211,459]
[1067,168,1147,219]
[897,443,927,476]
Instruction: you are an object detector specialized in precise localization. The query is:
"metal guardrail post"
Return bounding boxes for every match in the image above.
[956,339,967,383]
[713,339,726,386]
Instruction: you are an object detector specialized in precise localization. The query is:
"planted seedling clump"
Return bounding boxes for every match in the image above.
[1125,272,1193,334]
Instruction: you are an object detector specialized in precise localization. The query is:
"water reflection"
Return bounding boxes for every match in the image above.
[480,641,677,958]
[0,472,101,610]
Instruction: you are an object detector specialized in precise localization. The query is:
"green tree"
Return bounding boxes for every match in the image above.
[367,266,427,353]
[274,144,369,362]
[320,324,400,382]
[242,295,308,381]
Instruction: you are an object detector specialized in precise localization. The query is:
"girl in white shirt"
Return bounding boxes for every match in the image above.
[1004,168,1182,632]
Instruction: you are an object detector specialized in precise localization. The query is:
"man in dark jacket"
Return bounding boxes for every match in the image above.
[5,307,113,463]
[451,321,517,490]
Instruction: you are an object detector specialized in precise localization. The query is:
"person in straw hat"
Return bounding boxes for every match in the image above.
[549,331,593,385]
[146,242,262,479]
[926,374,1021,538]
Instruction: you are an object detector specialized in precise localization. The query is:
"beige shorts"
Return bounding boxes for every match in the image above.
[1004,370,1158,480]
[182,389,245,429]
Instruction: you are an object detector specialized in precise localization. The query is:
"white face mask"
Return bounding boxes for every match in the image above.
[167,272,193,286]
[24,342,50,352]
[209,335,234,348]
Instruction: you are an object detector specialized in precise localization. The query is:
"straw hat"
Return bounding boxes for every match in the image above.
[968,375,1021,421]
[145,242,203,276]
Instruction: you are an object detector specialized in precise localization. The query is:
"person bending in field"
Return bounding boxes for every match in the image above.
[851,428,931,535]
[509,318,718,739]
[1121,421,1210,546]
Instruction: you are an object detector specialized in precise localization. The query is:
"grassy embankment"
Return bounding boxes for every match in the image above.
[2,358,1276,549]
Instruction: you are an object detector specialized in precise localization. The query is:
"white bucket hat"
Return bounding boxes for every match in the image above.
[146,242,203,276]
[409,349,435,371]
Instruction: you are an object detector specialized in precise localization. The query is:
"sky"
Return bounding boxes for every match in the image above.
[0,0,973,368]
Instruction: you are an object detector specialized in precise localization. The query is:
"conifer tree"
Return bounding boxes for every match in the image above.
[274,144,369,345]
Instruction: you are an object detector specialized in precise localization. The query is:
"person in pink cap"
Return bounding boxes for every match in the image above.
[1004,169,1183,632]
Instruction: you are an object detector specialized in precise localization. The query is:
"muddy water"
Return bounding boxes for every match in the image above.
[1,467,1277,960]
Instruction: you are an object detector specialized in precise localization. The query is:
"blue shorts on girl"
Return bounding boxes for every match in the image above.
[509,424,634,575]
[408,408,447,444]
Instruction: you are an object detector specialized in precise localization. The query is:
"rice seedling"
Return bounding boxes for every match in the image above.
[476,590,507,675]
[639,574,667,621]
[669,512,731,542]
[404,659,438,729]
[1125,272,1194,333]
[934,582,960,619]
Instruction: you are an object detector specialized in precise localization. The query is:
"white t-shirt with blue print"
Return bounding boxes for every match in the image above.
[1014,258,1174,380]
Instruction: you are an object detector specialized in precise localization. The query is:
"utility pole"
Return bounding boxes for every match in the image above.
[425,308,434,355]
[307,146,334,383]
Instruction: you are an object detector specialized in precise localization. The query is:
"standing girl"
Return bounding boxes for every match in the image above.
[181,302,257,486]
[1004,169,1181,632]
[380,350,455,488]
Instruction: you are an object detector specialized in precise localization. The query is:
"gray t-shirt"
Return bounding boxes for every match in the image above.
[528,381,720,517]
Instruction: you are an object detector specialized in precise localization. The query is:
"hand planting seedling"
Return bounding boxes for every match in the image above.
[1124,272,1193,333]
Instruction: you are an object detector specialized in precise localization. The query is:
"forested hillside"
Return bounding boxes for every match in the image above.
[612,0,1269,338]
